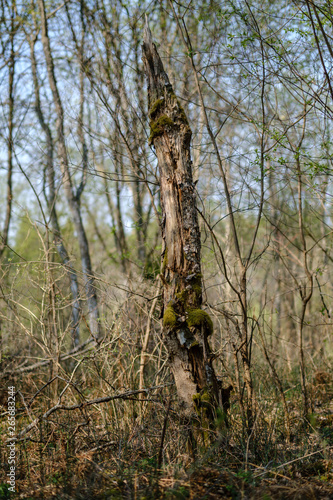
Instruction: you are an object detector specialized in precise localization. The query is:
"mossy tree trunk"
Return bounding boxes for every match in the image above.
[142,22,226,419]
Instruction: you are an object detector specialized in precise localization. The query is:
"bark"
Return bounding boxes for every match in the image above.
[133,177,146,264]
[38,0,101,339]
[142,21,226,418]
[0,7,15,259]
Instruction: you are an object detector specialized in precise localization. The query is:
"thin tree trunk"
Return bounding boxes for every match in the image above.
[297,157,313,416]
[96,8,147,266]
[0,7,15,259]
[286,112,313,417]
[95,129,129,273]
[142,21,225,419]
[38,0,100,339]
[133,177,146,264]
[29,34,81,347]
[139,281,160,405]
[112,152,130,272]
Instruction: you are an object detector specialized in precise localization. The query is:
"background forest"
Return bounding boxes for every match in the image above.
[1,0,333,498]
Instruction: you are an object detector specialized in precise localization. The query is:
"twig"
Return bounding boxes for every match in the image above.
[157,398,171,471]
[2,337,96,375]
[255,445,333,478]
[13,383,175,440]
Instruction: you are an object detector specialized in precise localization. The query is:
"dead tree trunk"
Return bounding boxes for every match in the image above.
[142,22,229,419]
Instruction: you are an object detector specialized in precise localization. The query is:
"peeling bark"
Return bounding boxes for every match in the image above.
[142,21,228,418]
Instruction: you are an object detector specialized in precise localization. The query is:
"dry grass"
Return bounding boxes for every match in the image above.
[1,278,333,499]
[1,358,333,499]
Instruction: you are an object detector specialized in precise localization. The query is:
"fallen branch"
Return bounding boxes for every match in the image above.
[2,337,96,375]
[254,445,333,478]
[12,382,175,440]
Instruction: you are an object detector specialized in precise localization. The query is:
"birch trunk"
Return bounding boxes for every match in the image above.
[38,0,100,339]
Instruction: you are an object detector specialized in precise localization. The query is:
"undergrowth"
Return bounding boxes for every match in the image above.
[1,362,333,499]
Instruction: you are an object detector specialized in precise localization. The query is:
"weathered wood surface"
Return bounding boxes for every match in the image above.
[142,20,226,417]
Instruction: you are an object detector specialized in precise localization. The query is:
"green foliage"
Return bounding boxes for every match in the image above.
[234,470,255,485]
[215,407,228,431]
[187,309,213,335]
[48,471,63,485]
[0,484,12,500]
[3,1,333,498]
[320,423,333,445]
[97,486,123,499]
[137,456,157,471]
[165,485,190,499]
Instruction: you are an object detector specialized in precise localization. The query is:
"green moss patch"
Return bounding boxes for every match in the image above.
[187,309,213,335]
[149,115,175,144]
[176,290,188,303]
[163,305,177,328]
[177,100,189,124]
[149,98,164,118]
[193,390,212,406]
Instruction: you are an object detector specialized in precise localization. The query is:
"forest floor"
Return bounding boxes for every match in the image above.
[5,456,333,499]
[1,370,333,499]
